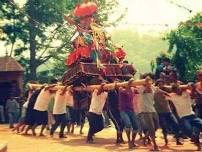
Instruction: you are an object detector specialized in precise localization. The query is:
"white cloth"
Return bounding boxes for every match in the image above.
[89,89,108,115]
[137,86,157,113]
[53,90,67,114]
[23,101,29,108]
[167,91,195,118]
[34,88,55,111]
[65,91,74,107]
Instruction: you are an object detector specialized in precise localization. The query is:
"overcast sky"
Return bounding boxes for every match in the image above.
[1,0,202,56]
[117,0,202,32]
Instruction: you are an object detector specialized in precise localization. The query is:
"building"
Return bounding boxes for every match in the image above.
[0,56,24,106]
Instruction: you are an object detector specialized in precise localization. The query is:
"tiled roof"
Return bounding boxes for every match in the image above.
[0,56,24,72]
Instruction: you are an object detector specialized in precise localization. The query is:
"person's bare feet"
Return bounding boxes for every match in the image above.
[132,143,138,148]
[176,141,183,145]
[86,138,94,144]
[128,142,134,149]
[196,143,201,151]
[59,134,67,138]
[22,132,29,135]
[39,133,45,136]
[17,129,20,134]
[153,145,159,151]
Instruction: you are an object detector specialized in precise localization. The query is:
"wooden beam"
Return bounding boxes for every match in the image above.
[28,79,146,92]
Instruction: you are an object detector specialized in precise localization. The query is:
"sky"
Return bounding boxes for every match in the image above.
[117,0,202,32]
[1,0,202,56]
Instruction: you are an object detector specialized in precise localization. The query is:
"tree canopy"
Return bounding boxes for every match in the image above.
[166,13,202,82]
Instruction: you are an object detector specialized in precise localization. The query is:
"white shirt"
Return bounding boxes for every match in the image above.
[65,91,74,107]
[34,88,55,111]
[137,86,157,113]
[53,90,67,114]
[23,101,29,108]
[168,91,195,118]
[89,89,108,115]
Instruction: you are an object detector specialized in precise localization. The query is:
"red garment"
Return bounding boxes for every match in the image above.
[65,47,90,66]
[65,51,76,66]
[77,47,90,58]
[115,48,126,59]
[74,2,97,17]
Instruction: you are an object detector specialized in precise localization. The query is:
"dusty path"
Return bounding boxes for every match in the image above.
[0,125,200,152]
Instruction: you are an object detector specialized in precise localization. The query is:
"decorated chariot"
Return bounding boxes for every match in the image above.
[62,0,136,85]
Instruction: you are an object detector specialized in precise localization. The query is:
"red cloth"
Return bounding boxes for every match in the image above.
[65,47,91,66]
[65,51,76,65]
[78,47,90,58]
[74,2,97,17]
[115,48,126,59]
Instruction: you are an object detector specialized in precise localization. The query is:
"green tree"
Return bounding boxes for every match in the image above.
[0,0,71,81]
[166,13,202,82]
[0,0,123,82]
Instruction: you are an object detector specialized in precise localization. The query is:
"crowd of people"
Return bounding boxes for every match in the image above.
[2,69,201,151]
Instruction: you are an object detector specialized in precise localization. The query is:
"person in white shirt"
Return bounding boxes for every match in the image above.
[32,86,56,136]
[50,88,69,138]
[136,82,159,150]
[86,83,108,143]
[168,84,202,151]
[137,77,169,151]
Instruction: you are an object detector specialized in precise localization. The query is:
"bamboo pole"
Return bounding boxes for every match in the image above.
[164,84,189,90]
[28,81,191,92]
[28,79,146,92]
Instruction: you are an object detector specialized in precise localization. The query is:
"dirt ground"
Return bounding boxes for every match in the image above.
[0,124,201,152]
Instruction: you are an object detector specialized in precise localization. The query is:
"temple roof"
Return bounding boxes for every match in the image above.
[0,56,24,72]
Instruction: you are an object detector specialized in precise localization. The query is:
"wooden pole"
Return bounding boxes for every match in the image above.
[28,80,191,92]
[28,79,146,92]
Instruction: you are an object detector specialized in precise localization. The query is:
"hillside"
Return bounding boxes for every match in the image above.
[111,28,169,76]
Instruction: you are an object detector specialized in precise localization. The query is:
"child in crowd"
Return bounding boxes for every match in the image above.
[6,97,20,128]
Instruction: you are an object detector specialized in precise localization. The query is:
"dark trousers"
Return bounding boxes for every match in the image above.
[159,112,180,138]
[108,109,124,132]
[80,109,87,124]
[87,112,104,140]
[50,113,67,136]
[68,107,77,124]
[195,105,202,119]
[180,114,202,143]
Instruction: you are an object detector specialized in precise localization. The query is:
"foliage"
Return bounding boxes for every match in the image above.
[166,13,202,82]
